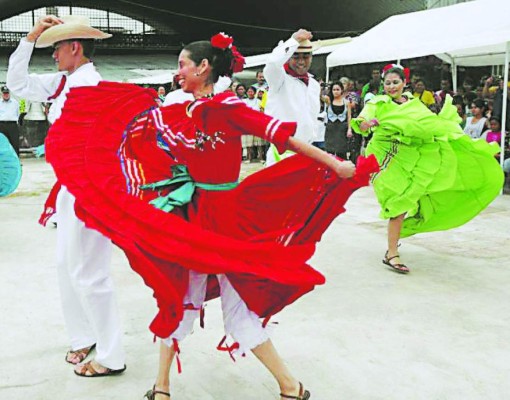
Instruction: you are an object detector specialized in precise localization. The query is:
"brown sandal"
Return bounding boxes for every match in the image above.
[382,251,410,274]
[144,385,171,399]
[74,360,126,377]
[280,382,310,399]
[65,343,96,365]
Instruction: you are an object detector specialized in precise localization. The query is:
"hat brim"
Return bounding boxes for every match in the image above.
[295,43,320,54]
[35,24,112,48]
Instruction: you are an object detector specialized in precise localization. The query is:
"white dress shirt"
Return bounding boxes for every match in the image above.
[263,37,320,145]
[0,98,20,121]
[7,38,101,124]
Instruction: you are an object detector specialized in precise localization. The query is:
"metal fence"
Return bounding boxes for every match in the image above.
[0,5,178,50]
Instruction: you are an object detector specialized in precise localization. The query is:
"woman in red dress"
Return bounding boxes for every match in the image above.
[46,34,378,399]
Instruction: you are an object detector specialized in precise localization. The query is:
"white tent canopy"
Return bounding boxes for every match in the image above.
[327,0,510,68]
[326,0,510,173]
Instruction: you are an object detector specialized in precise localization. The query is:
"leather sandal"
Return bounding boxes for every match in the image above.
[65,343,96,365]
[382,251,410,274]
[280,382,310,400]
[144,385,171,399]
[74,360,126,377]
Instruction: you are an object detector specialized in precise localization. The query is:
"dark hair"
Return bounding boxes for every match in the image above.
[463,77,474,86]
[256,70,264,77]
[76,39,96,59]
[464,91,477,105]
[383,67,406,81]
[327,81,344,103]
[183,40,234,83]
[471,98,486,111]
[368,79,379,93]
[236,83,246,92]
[452,94,464,106]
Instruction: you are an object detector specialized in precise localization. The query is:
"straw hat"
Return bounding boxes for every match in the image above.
[294,39,320,54]
[35,15,112,48]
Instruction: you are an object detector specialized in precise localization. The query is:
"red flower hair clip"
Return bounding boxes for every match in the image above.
[211,32,234,50]
[382,63,410,81]
[210,32,245,74]
[230,45,245,73]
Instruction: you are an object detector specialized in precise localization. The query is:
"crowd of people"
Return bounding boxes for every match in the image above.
[0,14,507,400]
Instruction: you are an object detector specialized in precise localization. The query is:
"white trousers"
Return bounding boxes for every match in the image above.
[163,271,269,357]
[56,186,125,369]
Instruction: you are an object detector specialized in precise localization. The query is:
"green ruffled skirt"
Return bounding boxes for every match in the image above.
[364,97,503,238]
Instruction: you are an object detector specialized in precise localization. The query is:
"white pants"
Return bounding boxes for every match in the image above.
[56,186,125,369]
[163,271,269,357]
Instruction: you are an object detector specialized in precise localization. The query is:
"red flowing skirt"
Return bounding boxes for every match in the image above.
[46,82,379,337]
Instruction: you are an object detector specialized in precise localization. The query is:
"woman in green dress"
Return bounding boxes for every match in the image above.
[351,64,503,274]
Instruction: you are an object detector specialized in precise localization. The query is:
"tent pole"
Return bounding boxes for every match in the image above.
[326,65,330,83]
[451,59,457,92]
[500,42,509,177]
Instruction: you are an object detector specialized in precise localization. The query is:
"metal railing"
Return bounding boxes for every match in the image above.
[0,31,182,50]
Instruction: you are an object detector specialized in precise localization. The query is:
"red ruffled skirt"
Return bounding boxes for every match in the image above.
[46,82,379,337]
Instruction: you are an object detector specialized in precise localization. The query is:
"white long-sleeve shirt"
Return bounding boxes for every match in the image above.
[263,37,320,146]
[7,38,102,124]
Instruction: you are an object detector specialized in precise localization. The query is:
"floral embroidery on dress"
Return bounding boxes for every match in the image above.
[194,129,225,151]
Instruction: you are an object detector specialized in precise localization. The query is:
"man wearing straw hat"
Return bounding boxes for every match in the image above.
[263,28,321,166]
[6,15,126,377]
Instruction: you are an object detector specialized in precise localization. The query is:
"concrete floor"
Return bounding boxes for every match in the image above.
[1,158,509,400]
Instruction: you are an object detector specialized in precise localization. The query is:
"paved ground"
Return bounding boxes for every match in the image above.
[1,158,509,400]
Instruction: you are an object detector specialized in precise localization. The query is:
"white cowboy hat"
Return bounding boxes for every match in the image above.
[35,15,112,48]
[294,39,320,54]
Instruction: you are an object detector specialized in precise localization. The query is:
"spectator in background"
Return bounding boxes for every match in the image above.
[463,91,477,117]
[241,86,260,162]
[313,93,327,150]
[452,95,467,128]
[324,81,352,159]
[481,116,502,145]
[157,86,166,102]
[492,80,510,129]
[413,79,436,108]
[230,80,240,94]
[462,77,475,94]
[409,71,422,92]
[360,67,382,100]
[0,85,20,155]
[363,79,380,104]
[475,85,484,100]
[464,98,487,138]
[235,83,247,99]
[257,87,267,112]
[252,70,268,92]
[434,78,454,106]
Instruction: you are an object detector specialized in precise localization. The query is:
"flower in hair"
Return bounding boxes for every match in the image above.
[211,32,234,50]
[230,45,245,73]
[382,63,410,81]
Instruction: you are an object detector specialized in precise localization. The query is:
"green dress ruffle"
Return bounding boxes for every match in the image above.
[351,93,504,238]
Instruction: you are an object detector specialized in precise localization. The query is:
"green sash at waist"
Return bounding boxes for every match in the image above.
[140,164,238,212]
